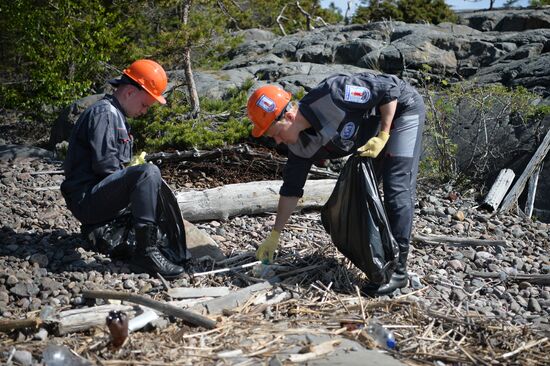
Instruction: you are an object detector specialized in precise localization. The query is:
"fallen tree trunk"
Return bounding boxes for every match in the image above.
[176,179,337,222]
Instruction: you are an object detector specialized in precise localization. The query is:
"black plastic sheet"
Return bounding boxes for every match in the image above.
[321,156,398,284]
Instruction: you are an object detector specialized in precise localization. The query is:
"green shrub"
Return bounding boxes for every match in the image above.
[0,0,125,110]
[353,0,457,24]
[421,83,546,184]
[130,81,254,151]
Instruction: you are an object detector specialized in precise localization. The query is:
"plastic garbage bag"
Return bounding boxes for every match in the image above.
[83,179,188,264]
[321,156,398,285]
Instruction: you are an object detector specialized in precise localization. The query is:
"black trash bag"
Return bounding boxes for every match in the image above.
[321,156,399,285]
[83,180,188,264]
[83,210,135,260]
[156,180,188,265]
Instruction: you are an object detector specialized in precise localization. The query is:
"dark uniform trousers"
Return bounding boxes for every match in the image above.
[67,164,161,228]
[375,91,425,255]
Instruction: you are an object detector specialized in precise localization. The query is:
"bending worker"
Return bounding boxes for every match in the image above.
[61,59,184,279]
[247,72,425,295]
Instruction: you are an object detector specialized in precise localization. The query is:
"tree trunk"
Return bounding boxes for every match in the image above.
[182,0,200,117]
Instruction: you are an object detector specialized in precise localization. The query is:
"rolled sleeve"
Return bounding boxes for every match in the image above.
[280,152,313,198]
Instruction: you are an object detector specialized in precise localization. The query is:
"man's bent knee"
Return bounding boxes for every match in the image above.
[128,164,161,182]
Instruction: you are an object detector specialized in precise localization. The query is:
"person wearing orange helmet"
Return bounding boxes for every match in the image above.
[61,59,185,279]
[247,72,425,295]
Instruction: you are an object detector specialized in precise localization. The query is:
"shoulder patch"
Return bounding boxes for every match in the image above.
[256,95,276,112]
[340,122,356,140]
[344,85,370,103]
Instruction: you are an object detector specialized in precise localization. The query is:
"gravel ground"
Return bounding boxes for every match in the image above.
[0,150,549,365]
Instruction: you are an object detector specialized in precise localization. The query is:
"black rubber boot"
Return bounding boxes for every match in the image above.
[369,249,409,296]
[133,224,184,279]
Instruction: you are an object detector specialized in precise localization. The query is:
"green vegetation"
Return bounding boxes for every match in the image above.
[0,0,341,113]
[1,0,545,164]
[421,83,548,183]
[131,80,254,151]
[353,0,457,24]
[530,0,550,6]
[0,0,125,110]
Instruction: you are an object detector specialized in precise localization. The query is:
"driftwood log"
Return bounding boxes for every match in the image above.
[55,304,138,335]
[176,179,337,222]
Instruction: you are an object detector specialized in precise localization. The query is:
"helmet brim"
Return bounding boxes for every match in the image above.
[110,76,167,104]
[252,123,270,138]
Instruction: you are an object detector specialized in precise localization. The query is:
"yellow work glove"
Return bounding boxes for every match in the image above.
[256,230,280,264]
[129,151,147,166]
[357,131,390,158]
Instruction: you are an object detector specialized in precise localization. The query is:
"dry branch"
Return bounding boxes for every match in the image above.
[413,234,507,247]
[145,145,338,180]
[82,289,217,329]
[0,318,40,333]
[467,271,550,285]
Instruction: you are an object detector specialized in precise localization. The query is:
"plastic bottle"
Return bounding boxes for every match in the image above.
[366,321,396,350]
[42,344,92,366]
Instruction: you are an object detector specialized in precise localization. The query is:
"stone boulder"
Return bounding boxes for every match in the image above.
[458,7,550,32]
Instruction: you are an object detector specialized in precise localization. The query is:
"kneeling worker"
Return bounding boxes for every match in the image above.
[61,59,184,278]
[247,72,425,295]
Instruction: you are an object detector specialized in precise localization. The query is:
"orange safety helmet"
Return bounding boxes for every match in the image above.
[123,59,168,104]
[247,85,292,138]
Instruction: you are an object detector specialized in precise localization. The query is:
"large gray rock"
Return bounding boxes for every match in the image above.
[458,8,550,32]
[49,94,104,148]
[50,8,550,219]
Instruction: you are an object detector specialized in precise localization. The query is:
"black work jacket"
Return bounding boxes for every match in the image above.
[61,95,132,201]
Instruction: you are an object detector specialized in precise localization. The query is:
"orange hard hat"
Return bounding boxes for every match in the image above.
[123,59,168,104]
[247,85,292,138]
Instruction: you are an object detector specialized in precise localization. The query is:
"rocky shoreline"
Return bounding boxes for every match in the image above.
[0,151,549,364]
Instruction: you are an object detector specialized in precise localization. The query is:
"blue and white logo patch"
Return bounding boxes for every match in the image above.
[256,95,276,113]
[344,85,370,103]
[340,122,356,140]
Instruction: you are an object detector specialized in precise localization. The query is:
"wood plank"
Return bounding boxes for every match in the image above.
[191,282,272,315]
[167,287,230,299]
[500,129,550,212]
[480,169,515,212]
[524,163,542,218]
